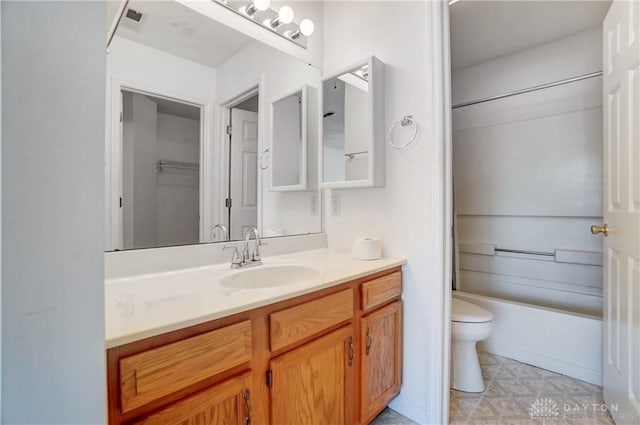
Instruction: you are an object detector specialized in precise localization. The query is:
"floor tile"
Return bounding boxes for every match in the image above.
[369,407,418,425]
[448,352,615,425]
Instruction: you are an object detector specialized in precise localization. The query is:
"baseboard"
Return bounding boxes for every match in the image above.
[479,340,602,385]
[388,397,430,425]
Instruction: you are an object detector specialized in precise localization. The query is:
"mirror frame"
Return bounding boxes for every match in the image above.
[319,56,385,189]
[270,84,308,192]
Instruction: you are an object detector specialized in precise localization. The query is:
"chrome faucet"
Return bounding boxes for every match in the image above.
[223,228,263,270]
[211,224,229,242]
[243,227,262,265]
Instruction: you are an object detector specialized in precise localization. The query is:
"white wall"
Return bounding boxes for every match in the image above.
[1,2,106,423]
[452,28,604,315]
[0,4,3,415]
[106,36,217,250]
[323,2,444,423]
[126,92,159,249]
[216,40,323,237]
[156,112,200,246]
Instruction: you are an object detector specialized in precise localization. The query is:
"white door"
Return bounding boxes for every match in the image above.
[229,108,258,240]
[602,1,640,424]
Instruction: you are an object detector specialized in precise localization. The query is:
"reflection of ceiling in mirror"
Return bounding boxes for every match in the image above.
[116,0,253,68]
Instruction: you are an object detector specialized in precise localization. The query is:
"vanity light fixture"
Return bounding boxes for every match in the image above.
[285,18,315,39]
[213,0,313,48]
[241,0,271,17]
[264,5,294,28]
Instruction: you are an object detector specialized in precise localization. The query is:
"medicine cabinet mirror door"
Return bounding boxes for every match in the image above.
[321,56,385,189]
[270,85,310,191]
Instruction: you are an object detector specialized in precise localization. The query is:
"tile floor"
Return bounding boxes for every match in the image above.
[370,352,615,425]
[449,353,615,425]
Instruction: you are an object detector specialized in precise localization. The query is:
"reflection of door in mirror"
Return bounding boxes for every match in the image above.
[228,96,259,241]
[121,90,201,250]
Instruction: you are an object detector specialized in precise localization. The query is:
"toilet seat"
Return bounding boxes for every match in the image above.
[452,298,493,323]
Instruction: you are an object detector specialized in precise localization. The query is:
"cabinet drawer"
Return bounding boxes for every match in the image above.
[270,289,353,352]
[361,271,402,312]
[120,320,252,413]
[132,373,252,425]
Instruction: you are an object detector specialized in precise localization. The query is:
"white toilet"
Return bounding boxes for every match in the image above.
[451,298,494,392]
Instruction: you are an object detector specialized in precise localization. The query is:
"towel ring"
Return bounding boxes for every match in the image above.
[259,148,270,170]
[387,115,418,150]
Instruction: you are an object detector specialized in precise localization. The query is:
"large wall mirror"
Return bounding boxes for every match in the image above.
[105,0,322,251]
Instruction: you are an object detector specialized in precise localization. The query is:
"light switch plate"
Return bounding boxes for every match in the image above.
[331,193,341,216]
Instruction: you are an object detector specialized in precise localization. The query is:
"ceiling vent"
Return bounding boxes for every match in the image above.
[126,9,142,22]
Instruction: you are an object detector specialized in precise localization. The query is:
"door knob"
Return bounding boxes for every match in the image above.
[590,224,609,236]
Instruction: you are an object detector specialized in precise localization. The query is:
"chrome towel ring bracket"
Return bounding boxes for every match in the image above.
[387,115,418,150]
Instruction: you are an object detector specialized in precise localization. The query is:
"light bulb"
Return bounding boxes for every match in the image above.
[253,0,271,12]
[278,6,294,24]
[299,18,314,36]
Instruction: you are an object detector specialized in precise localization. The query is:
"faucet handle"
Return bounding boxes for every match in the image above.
[223,245,243,269]
[252,241,267,262]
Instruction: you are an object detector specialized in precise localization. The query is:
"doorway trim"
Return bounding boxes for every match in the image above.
[429,1,454,423]
[105,76,215,250]
[216,78,265,238]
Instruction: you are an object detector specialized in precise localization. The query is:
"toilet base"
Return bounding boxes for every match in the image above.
[451,340,485,392]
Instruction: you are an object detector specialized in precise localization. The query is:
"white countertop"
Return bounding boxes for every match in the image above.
[105,249,406,348]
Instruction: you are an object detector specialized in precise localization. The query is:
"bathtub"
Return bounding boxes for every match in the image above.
[453,291,603,385]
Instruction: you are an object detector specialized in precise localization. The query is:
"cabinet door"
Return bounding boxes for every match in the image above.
[133,373,252,425]
[360,301,402,423]
[270,326,354,425]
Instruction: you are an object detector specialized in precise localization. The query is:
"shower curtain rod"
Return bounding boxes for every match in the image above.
[452,70,603,110]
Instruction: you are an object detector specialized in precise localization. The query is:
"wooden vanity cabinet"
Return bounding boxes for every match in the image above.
[107,267,402,425]
[270,326,355,425]
[360,301,402,424]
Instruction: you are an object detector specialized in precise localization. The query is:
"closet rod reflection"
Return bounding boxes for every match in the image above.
[495,248,555,257]
[452,70,603,110]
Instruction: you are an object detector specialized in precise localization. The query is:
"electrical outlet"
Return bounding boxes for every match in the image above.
[331,193,341,216]
[310,193,319,216]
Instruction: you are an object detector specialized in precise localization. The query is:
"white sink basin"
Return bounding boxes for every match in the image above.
[219,264,320,289]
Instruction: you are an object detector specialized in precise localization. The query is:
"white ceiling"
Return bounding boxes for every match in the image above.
[115,0,253,68]
[450,0,612,71]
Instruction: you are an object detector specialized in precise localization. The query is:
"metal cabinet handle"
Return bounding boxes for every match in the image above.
[591,224,609,237]
[365,327,372,355]
[348,336,355,366]
[243,389,252,425]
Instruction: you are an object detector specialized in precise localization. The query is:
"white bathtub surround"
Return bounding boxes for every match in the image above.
[454,291,603,386]
[105,249,405,348]
[452,27,604,316]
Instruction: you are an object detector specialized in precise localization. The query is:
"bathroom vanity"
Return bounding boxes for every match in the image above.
[105,251,404,425]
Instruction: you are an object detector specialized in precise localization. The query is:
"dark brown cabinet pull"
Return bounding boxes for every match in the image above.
[243,389,252,425]
[365,327,372,355]
[348,336,355,366]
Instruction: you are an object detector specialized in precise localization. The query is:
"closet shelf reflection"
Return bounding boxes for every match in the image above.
[155,160,200,173]
[344,151,368,160]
